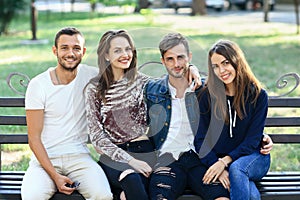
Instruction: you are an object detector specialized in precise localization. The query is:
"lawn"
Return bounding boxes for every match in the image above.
[0,7,299,171]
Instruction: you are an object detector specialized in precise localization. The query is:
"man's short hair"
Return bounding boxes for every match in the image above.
[159,32,190,57]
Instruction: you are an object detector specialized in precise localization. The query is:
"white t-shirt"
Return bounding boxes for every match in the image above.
[25,64,98,158]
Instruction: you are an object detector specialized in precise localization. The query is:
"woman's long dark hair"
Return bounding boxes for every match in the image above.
[91,30,137,102]
[206,39,262,123]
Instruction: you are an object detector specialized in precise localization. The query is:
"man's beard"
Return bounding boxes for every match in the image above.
[168,66,188,79]
[61,63,79,72]
[58,57,81,72]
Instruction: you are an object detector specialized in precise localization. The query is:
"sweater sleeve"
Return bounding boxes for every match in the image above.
[194,90,220,167]
[228,89,268,161]
[84,83,133,163]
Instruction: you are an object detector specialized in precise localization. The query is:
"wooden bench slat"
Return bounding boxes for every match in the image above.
[0,116,26,126]
[0,185,21,190]
[266,117,300,127]
[259,186,300,192]
[259,182,300,187]
[0,180,22,185]
[0,98,25,107]
[262,176,300,181]
[0,134,28,144]
[0,175,23,181]
[261,193,300,200]
[265,171,300,176]
[0,171,26,175]
[268,134,300,143]
[268,98,300,107]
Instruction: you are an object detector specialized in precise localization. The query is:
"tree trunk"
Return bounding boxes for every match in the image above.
[135,0,150,12]
[191,0,206,16]
[0,12,14,35]
[71,0,75,12]
[263,0,269,22]
[31,0,37,40]
[91,3,96,12]
[294,0,299,34]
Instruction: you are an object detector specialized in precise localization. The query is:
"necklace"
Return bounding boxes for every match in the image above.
[54,68,61,85]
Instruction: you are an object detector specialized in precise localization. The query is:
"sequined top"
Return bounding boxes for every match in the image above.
[84,72,150,163]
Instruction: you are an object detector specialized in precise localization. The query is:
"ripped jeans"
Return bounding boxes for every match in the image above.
[149,150,229,200]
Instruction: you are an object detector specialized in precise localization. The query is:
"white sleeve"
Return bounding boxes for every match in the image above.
[25,78,46,110]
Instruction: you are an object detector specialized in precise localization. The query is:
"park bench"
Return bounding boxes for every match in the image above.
[1,69,300,200]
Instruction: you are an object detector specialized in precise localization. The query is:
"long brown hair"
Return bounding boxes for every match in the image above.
[91,30,137,101]
[206,39,262,122]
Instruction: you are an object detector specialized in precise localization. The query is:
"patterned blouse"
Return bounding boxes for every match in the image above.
[84,72,150,163]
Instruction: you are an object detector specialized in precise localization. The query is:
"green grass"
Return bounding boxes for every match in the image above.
[1,9,299,171]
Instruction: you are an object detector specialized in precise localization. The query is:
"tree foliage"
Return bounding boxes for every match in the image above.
[0,0,28,35]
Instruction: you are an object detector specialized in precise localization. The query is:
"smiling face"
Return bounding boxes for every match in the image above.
[106,36,133,79]
[211,52,236,93]
[52,34,86,72]
[161,43,191,80]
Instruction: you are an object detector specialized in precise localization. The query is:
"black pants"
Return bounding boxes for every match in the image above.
[99,140,156,200]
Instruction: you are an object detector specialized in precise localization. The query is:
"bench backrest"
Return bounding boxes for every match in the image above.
[1,96,300,143]
[1,69,300,169]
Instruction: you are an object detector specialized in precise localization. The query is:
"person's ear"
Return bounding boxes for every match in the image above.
[82,47,87,56]
[52,46,57,55]
[160,57,165,66]
[188,52,192,63]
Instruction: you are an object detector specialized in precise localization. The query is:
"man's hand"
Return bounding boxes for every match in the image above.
[260,134,273,155]
[55,174,76,195]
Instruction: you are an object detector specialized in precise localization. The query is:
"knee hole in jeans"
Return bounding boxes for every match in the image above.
[118,169,135,181]
[157,194,168,200]
[154,167,176,178]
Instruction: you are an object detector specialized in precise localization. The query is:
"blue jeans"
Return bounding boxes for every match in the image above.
[149,150,229,200]
[229,151,271,200]
[99,140,156,200]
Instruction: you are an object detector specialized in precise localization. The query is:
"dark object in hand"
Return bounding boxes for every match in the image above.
[65,181,80,189]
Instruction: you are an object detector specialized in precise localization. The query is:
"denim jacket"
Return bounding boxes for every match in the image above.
[144,75,201,151]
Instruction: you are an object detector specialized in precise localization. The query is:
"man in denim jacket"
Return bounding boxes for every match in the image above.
[144,33,273,200]
[144,32,230,200]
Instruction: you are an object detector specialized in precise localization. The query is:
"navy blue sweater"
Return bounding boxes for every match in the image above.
[194,88,268,167]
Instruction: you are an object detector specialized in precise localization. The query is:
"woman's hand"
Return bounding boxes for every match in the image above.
[203,160,226,184]
[128,158,152,177]
[218,170,230,190]
[260,134,273,155]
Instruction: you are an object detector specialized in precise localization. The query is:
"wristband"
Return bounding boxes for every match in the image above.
[218,158,228,167]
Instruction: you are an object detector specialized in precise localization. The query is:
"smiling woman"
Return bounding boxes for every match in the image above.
[84,29,156,200]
